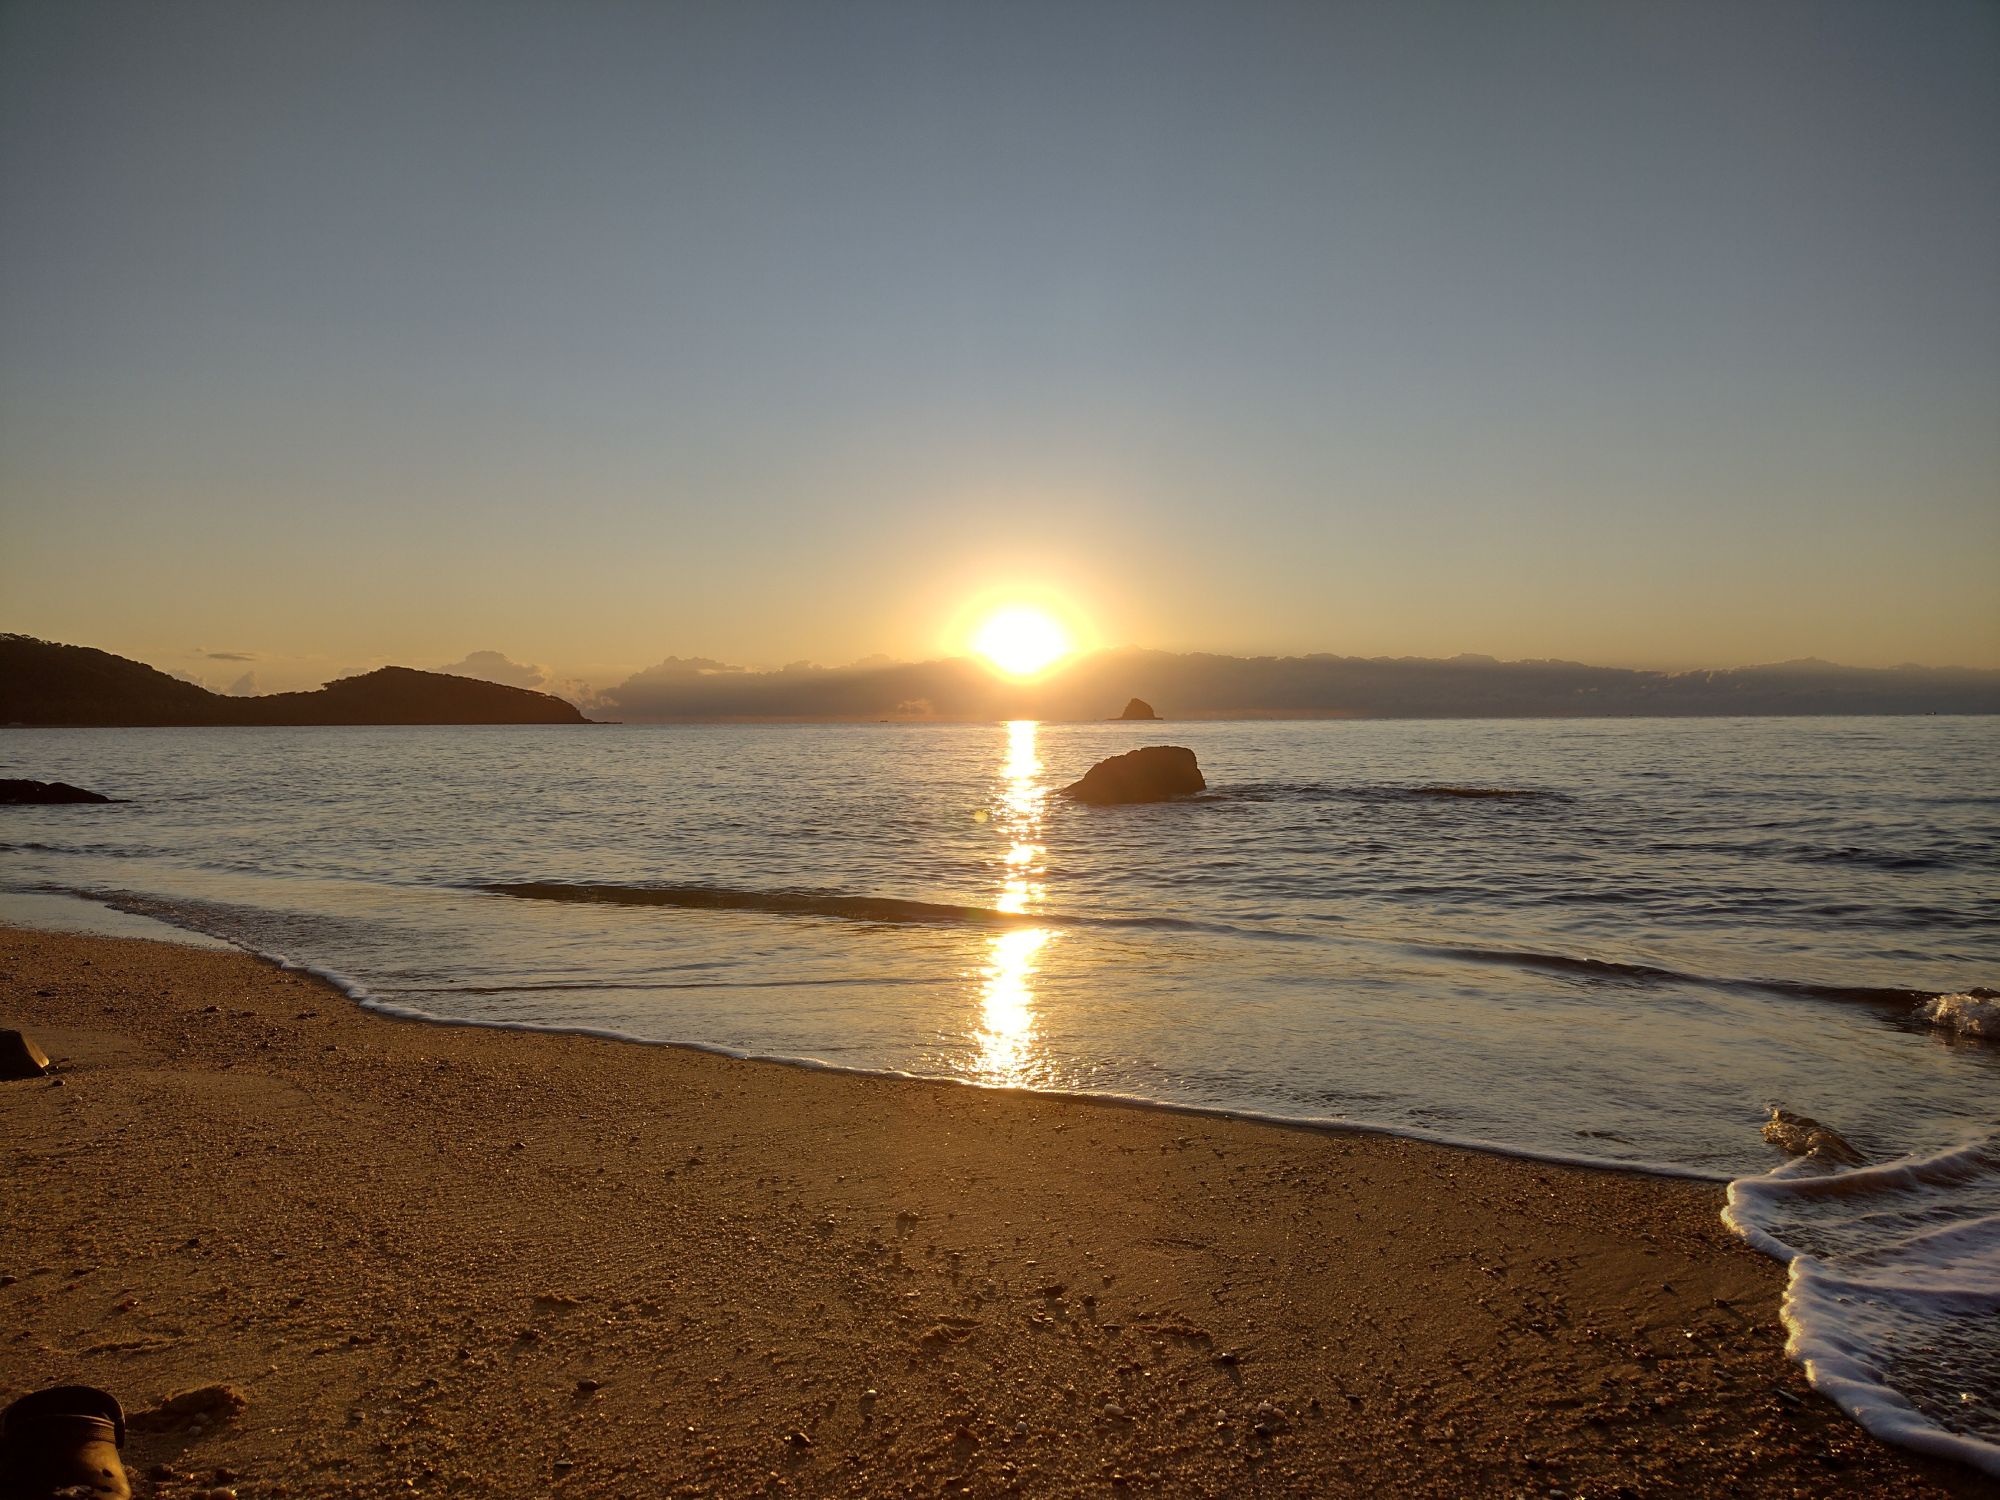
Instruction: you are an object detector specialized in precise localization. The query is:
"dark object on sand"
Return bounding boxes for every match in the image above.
[0,1030,51,1081]
[0,1384,130,1499]
[0,779,113,805]
[1116,697,1161,721]
[1762,1107,1866,1168]
[1060,746,1205,805]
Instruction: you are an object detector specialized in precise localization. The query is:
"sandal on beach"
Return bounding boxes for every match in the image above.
[0,1031,51,1082]
[0,1386,130,1500]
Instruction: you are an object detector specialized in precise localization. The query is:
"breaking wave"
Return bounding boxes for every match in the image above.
[1419,943,1974,1013]
[1921,992,2000,1041]
[1725,1137,2000,1478]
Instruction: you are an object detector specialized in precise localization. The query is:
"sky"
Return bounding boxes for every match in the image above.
[2,0,1997,694]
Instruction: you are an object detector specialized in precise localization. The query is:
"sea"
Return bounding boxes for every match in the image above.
[2,716,1995,1474]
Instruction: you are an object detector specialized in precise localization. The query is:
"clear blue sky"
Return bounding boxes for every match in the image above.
[3,0,1995,691]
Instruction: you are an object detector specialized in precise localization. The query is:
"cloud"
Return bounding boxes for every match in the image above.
[620,655,744,681]
[201,650,257,662]
[225,671,259,696]
[600,655,1011,721]
[541,677,606,712]
[434,649,606,710]
[437,650,550,691]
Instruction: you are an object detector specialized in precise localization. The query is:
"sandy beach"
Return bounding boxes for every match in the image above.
[0,924,1984,1498]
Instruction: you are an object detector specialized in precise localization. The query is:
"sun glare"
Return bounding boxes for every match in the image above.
[971,607,1072,678]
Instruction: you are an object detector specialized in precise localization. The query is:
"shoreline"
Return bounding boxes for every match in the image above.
[6,888,1740,1183]
[2,923,1986,1497]
[247,938,1742,1189]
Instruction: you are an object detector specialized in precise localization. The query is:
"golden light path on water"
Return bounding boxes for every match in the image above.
[975,720,1053,1084]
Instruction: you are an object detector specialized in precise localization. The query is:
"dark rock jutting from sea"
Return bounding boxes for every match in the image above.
[1116,697,1161,720]
[1059,746,1206,804]
[0,779,114,805]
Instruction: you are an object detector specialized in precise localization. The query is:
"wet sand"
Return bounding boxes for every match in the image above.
[1,925,1985,1498]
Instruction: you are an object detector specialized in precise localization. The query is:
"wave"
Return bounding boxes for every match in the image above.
[1423,945,1690,985]
[0,841,153,859]
[1419,943,1980,1012]
[481,881,1041,926]
[1921,992,2000,1041]
[1725,1137,2000,1478]
[1387,784,1569,801]
[1797,846,1949,872]
[475,881,1299,940]
[376,974,956,996]
[1204,782,1571,805]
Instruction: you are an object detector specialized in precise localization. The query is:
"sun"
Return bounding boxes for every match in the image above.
[971,606,1073,678]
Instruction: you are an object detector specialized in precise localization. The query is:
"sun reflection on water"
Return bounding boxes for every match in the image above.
[976,720,1053,1084]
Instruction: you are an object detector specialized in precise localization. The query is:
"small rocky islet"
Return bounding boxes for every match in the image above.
[1059,746,1205,805]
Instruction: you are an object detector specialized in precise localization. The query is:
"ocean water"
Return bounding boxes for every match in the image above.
[3,717,1996,1470]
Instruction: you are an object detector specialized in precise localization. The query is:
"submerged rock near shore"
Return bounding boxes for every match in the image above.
[0,778,113,804]
[1059,745,1205,804]
[1761,1107,1867,1167]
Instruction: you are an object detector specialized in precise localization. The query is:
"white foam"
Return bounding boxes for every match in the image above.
[1725,1138,2000,1478]
[1921,992,1999,1040]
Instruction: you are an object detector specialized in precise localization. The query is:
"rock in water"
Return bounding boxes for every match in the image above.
[1,1029,51,1080]
[1761,1107,1866,1168]
[1116,698,1160,721]
[1059,746,1205,805]
[1917,990,1998,1041]
[0,779,113,804]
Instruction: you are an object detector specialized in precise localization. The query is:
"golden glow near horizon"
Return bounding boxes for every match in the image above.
[975,719,1054,1085]
[970,606,1072,679]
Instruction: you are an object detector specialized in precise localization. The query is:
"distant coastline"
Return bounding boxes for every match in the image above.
[1,635,589,727]
[6,632,1997,726]
[588,646,2000,722]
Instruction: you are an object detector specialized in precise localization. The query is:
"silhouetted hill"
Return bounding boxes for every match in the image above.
[235,667,592,725]
[595,647,2000,721]
[1,636,237,725]
[1,637,591,726]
